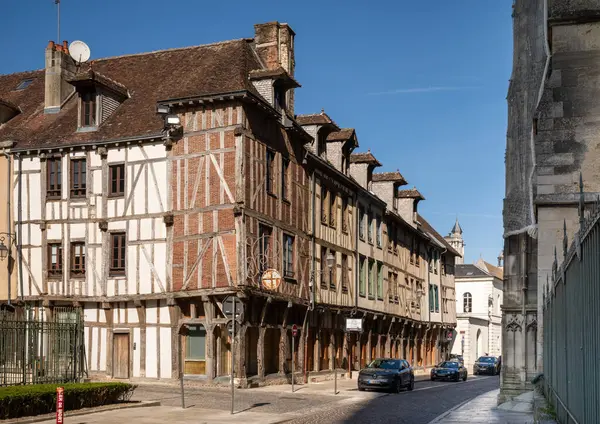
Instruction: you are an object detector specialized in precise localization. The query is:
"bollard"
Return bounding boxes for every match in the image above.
[56,387,64,424]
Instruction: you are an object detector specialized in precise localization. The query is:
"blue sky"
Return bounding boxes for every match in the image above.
[2,0,513,265]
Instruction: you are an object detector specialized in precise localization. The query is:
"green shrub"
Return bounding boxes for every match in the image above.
[0,382,137,419]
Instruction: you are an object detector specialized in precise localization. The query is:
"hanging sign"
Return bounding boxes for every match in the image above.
[261,269,282,290]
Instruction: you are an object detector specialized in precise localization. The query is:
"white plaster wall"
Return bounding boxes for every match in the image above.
[133,327,141,377]
[160,327,172,379]
[146,328,158,378]
[91,327,99,370]
[100,327,107,371]
[28,173,42,220]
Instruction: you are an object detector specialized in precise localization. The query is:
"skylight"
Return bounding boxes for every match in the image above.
[15,79,34,91]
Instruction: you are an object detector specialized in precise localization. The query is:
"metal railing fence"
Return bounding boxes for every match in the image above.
[543,186,600,424]
[0,306,86,386]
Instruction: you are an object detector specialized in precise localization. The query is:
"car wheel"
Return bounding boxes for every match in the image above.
[407,377,414,391]
[395,379,402,394]
[430,375,436,381]
[454,374,460,382]
[358,386,365,392]
[463,373,467,382]
[473,371,478,376]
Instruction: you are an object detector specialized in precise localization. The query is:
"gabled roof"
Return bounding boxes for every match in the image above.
[397,188,425,200]
[417,214,462,257]
[0,39,262,150]
[350,151,381,166]
[67,69,129,98]
[249,67,300,88]
[477,259,504,280]
[326,128,355,141]
[372,171,407,185]
[296,110,339,128]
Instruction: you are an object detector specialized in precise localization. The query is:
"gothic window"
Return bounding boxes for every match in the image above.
[463,292,472,313]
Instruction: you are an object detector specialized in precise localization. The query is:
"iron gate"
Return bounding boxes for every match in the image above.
[0,306,87,386]
[543,191,600,424]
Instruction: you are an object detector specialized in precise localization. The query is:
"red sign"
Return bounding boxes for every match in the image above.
[292,324,298,337]
[446,331,453,339]
[56,387,64,424]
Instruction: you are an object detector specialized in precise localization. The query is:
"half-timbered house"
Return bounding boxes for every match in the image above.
[0,21,459,385]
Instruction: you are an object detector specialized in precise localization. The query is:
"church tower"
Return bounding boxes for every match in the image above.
[444,218,465,264]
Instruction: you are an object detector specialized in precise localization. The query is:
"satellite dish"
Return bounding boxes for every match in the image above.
[69,40,91,64]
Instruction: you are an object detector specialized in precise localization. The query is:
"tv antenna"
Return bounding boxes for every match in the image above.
[55,0,61,42]
[69,41,91,65]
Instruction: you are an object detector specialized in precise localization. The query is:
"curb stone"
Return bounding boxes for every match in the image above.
[2,401,161,424]
[425,397,473,424]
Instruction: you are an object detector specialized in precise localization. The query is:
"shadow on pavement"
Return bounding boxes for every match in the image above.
[235,402,271,414]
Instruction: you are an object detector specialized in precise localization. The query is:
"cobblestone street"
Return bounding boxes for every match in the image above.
[32,375,499,424]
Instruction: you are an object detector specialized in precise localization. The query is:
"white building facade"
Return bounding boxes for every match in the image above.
[451,259,503,370]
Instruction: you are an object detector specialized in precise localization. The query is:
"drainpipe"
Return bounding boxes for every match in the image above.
[354,194,359,311]
[303,169,317,384]
[3,152,11,305]
[17,154,24,302]
[351,192,359,375]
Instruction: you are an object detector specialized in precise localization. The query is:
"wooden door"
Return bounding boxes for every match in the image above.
[113,333,130,379]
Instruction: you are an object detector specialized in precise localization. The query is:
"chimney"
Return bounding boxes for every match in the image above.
[44,40,76,114]
[254,22,295,76]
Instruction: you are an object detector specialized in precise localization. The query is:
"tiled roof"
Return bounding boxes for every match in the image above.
[296,110,338,128]
[249,67,300,88]
[397,188,425,200]
[417,214,462,257]
[326,128,355,141]
[372,171,407,184]
[67,69,129,97]
[350,151,381,166]
[455,264,489,278]
[482,260,504,280]
[0,39,262,150]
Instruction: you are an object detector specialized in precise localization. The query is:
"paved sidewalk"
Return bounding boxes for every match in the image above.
[33,406,295,424]
[428,388,557,424]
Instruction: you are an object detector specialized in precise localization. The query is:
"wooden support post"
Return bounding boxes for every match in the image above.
[203,298,216,380]
[314,330,321,372]
[136,301,146,378]
[169,301,181,380]
[104,305,114,377]
[366,327,372,365]
[356,335,362,370]
[257,326,266,379]
[236,323,247,384]
[329,331,335,371]
[279,305,290,375]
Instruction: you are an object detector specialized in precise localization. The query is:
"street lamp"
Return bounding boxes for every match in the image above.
[0,233,16,306]
[326,252,335,270]
[0,238,8,261]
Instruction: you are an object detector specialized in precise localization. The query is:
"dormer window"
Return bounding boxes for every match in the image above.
[80,90,97,128]
[317,129,327,159]
[274,84,286,112]
[68,69,128,131]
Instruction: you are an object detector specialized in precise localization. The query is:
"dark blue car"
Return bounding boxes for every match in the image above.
[430,360,468,382]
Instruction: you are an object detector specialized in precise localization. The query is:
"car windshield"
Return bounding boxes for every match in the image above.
[367,359,400,369]
[477,357,496,363]
[439,361,459,368]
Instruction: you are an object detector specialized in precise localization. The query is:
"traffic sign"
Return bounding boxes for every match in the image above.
[292,324,298,337]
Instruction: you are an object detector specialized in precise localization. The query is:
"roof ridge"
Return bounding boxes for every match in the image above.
[92,38,251,63]
[0,68,44,78]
